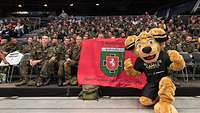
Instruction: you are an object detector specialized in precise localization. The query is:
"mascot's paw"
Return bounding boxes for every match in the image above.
[124,58,133,70]
[154,101,178,113]
[124,58,134,75]
[168,50,185,71]
[168,50,182,62]
[124,58,141,76]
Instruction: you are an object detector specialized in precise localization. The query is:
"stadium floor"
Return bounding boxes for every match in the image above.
[1,79,200,96]
[0,97,199,113]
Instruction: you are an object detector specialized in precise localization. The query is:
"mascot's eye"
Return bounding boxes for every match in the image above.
[148,40,153,45]
[136,44,141,48]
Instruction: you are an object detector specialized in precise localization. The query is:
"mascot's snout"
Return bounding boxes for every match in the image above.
[142,47,152,54]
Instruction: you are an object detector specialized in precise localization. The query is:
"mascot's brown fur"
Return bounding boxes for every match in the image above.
[124,28,185,113]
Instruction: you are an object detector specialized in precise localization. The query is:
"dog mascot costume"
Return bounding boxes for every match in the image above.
[124,28,185,113]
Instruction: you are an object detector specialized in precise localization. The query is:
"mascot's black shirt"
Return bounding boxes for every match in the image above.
[134,50,172,84]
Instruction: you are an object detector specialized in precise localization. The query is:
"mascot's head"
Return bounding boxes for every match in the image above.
[125,28,168,64]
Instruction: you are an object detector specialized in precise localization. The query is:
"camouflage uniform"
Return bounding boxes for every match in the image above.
[16,41,41,86]
[1,42,21,54]
[64,44,81,85]
[0,42,21,81]
[54,43,66,78]
[21,43,33,53]
[17,41,51,87]
[188,24,200,37]
[178,41,196,53]
[0,45,5,51]
[37,42,66,87]
[45,42,66,86]
[63,44,73,85]
[164,35,181,51]
[36,44,52,87]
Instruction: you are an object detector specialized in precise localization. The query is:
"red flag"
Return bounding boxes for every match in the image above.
[78,38,147,89]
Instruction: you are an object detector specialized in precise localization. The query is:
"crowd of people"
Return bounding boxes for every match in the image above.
[36,14,200,52]
[0,17,40,39]
[0,14,199,87]
[0,35,81,87]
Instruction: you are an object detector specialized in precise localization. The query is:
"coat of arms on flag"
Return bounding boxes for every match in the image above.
[100,48,124,77]
[78,38,146,89]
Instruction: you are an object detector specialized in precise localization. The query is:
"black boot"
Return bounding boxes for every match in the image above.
[15,78,28,86]
[43,77,51,86]
[63,80,70,86]
[58,77,63,87]
[36,77,44,87]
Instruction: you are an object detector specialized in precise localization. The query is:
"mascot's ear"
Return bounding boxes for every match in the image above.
[138,31,152,39]
[149,28,168,43]
[125,35,137,50]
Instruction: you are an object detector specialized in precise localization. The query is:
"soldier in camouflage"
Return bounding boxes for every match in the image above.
[15,35,51,87]
[177,35,196,53]
[15,37,36,86]
[0,37,21,82]
[43,36,66,86]
[62,36,72,85]
[0,37,22,65]
[1,37,21,55]
[164,32,181,51]
[188,19,200,37]
[64,35,82,86]
[35,35,53,87]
